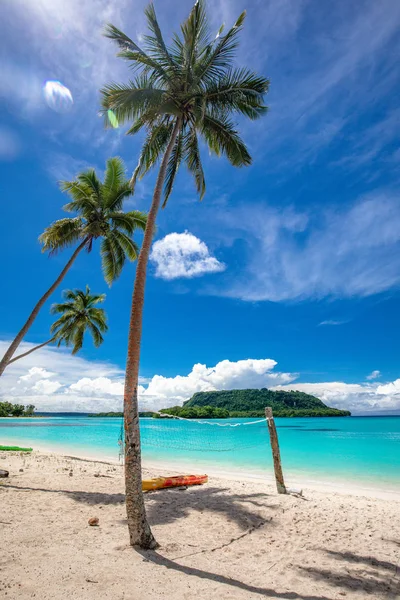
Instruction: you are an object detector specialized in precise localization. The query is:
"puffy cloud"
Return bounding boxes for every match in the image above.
[376,379,400,395]
[366,370,381,380]
[0,340,399,414]
[13,367,62,396]
[0,340,123,412]
[274,380,400,414]
[138,358,295,411]
[150,232,226,280]
[20,367,54,381]
[69,377,124,397]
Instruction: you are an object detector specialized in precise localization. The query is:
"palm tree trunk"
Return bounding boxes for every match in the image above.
[0,239,88,376]
[7,338,55,365]
[124,118,181,549]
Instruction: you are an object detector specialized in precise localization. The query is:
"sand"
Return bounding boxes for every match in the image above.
[0,451,399,600]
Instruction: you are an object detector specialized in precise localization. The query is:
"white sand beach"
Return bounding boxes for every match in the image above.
[1,450,399,600]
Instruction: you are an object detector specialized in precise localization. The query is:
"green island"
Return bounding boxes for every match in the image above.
[0,402,35,417]
[91,389,351,418]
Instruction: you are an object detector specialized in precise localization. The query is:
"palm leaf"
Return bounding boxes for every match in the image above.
[109,210,147,234]
[163,129,184,207]
[102,157,129,206]
[111,230,139,262]
[201,113,252,166]
[39,218,85,254]
[130,121,173,188]
[184,127,205,199]
[100,235,126,284]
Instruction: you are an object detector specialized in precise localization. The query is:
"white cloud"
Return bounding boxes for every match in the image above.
[366,370,381,381]
[1,340,399,414]
[20,367,54,382]
[69,377,124,397]
[138,358,295,411]
[150,232,226,280]
[274,380,400,414]
[319,320,348,327]
[206,193,400,301]
[376,379,400,395]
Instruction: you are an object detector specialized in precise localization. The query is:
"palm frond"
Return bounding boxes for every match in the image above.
[109,210,147,234]
[71,323,86,354]
[86,308,108,331]
[100,81,166,126]
[77,169,102,200]
[144,4,177,71]
[39,218,85,254]
[163,129,184,207]
[110,230,139,262]
[181,0,210,74]
[195,10,246,83]
[201,113,251,167]
[184,127,206,199]
[104,23,146,54]
[104,182,133,212]
[100,235,126,285]
[103,157,128,205]
[130,121,173,189]
[200,67,269,120]
[87,321,105,348]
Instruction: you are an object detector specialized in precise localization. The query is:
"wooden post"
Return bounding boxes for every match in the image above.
[265,407,287,494]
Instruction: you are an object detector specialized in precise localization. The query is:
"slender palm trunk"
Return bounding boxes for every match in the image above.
[7,338,55,365]
[0,239,88,376]
[124,118,181,549]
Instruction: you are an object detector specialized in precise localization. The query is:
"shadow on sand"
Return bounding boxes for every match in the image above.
[137,549,336,600]
[300,547,400,598]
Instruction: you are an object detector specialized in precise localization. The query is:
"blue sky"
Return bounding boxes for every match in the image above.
[0,0,399,414]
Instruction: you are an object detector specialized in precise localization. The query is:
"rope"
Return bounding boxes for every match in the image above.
[153,411,266,427]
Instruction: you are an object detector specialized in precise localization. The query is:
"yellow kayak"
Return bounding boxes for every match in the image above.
[142,474,208,491]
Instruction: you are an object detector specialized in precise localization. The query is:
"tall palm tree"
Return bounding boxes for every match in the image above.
[8,287,108,365]
[0,157,147,376]
[101,1,269,548]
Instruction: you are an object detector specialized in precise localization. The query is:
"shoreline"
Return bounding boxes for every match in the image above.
[1,436,400,501]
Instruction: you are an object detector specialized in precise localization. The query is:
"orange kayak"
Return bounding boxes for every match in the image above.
[142,474,208,491]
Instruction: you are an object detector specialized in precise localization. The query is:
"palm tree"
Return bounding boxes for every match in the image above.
[0,157,147,376]
[101,1,269,548]
[8,287,108,365]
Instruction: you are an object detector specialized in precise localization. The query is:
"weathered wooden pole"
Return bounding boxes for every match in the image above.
[265,407,287,494]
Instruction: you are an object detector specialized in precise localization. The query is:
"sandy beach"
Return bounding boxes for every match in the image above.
[0,451,399,599]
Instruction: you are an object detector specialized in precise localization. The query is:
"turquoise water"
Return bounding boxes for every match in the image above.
[1,416,400,491]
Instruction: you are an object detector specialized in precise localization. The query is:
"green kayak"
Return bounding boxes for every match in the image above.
[0,445,33,452]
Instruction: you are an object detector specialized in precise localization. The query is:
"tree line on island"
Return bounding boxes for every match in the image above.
[0,402,35,417]
[91,389,351,418]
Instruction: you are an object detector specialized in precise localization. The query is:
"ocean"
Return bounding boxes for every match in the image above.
[1,415,400,492]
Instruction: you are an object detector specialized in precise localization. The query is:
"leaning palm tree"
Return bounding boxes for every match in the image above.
[101,1,269,548]
[8,287,108,365]
[0,157,146,376]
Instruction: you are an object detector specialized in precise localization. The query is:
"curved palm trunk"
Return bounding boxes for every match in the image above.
[7,338,55,365]
[124,118,181,549]
[0,239,88,376]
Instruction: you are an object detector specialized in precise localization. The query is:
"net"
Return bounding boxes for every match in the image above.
[119,413,268,456]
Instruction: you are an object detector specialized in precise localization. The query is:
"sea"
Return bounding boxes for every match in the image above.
[1,415,400,493]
